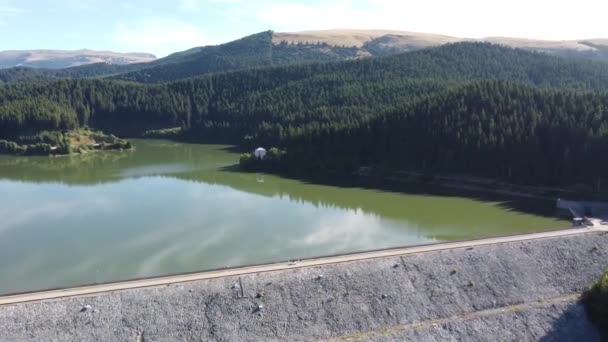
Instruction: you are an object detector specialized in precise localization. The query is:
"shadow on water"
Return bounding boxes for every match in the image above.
[0,140,573,295]
[222,165,563,220]
[219,145,248,154]
[0,139,566,222]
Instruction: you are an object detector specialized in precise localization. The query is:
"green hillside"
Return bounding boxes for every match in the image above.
[3,31,608,86]
[1,42,607,188]
[274,81,608,187]
[0,31,360,84]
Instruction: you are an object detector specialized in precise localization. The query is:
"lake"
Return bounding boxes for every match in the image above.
[0,139,568,295]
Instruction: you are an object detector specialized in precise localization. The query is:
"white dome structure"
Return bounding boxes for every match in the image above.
[254,147,267,160]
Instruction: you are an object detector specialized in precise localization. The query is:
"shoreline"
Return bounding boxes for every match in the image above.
[1,227,605,341]
[1,226,603,305]
[0,129,132,157]
[238,161,604,205]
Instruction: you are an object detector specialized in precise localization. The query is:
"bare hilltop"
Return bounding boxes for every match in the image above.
[274,29,608,61]
[2,29,608,71]
[0,49,156,69]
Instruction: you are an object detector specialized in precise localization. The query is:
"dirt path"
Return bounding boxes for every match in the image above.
[325,293,582,341]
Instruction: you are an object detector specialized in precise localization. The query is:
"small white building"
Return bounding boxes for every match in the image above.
[254,147,267,160]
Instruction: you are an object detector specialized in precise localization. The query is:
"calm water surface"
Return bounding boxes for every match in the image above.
[0,140,568,295]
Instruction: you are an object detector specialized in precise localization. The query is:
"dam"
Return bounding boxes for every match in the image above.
[1,227,606,341]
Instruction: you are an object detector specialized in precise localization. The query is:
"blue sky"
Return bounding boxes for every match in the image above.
[1,0,607,57]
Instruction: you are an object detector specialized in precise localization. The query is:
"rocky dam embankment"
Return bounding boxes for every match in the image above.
[0,229,607,341]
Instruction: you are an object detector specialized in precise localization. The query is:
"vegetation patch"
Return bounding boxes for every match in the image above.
[239,147,286,171]
[582,271,608,337]
[1,43,608,190]
[0,128,131,156]
[142,127,183,139]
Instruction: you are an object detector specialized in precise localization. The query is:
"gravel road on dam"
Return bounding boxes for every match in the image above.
[0,230,606,341]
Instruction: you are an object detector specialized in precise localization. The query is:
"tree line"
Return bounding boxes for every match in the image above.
[1,42,608,187]
[274,81,608,188]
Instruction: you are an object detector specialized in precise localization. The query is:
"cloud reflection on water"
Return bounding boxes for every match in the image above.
[0,177,429,294]
[0,140,567,295]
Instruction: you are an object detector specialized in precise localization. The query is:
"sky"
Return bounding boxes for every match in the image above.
[1,0,607,57]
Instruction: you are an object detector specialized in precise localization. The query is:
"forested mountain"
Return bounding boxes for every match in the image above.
[0,98,77,137]
[0,31,358,84]
[5,30,608,86]
[1,42,607,188]
[0,67,50,84]
[275,81,608,187]
[2,42,608,132]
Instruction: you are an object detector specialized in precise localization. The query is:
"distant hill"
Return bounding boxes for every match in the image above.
[274,29,608,61]
[0,49,156,69]
[3,42,608,134]
[2,30,608,85]
[273,29,462,53]
[2,42,608,187]
[0,31,358,83]
[108,30,608,83]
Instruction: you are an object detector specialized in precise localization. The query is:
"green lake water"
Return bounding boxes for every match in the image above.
[0,139,568,295]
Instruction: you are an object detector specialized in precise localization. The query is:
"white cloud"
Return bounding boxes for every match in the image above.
[110,20,209,56]
[0,2,22,26]
[179,0,241,11]
[0,5,20,13]
[3,0,608,55]
[59,0,98,11]
[219,0,608,41]
[179,0,199,10]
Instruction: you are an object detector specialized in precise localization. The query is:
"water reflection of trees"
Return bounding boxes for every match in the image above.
[0,140,232,185]
[0,151,132,185]
[0,140,566,238]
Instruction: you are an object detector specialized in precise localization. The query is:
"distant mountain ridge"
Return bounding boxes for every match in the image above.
[106,30,608,83]
[0,49,156,69]
[2,30,608,85]
[273,29,608,61]
[2,42,608,188]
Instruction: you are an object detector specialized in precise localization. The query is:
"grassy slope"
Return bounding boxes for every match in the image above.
[583,271,608,337]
